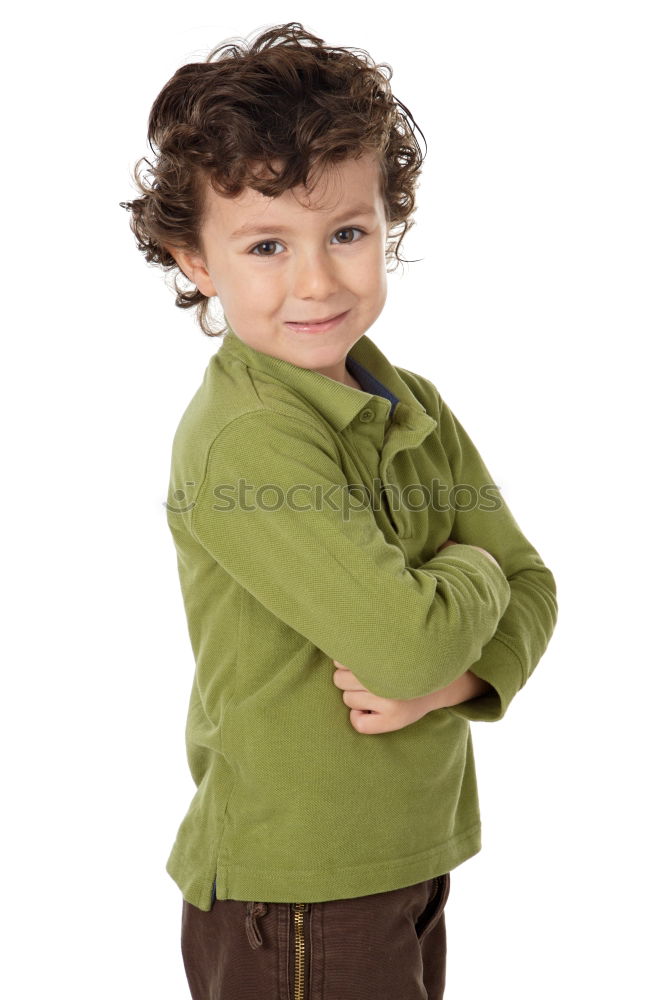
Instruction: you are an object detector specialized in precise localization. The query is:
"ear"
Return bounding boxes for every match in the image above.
[165,244,217,298]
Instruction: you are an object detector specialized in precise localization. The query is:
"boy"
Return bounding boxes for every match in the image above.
[121,21,557,1000]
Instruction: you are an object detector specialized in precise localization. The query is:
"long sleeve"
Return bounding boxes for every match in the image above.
[188,409,512,700]
[431,397,558,722]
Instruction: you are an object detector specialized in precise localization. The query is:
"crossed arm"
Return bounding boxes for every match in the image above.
[331,538,497,735]
[331,657,493,735]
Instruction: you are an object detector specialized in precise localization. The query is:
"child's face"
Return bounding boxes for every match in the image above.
[171,153,389,384]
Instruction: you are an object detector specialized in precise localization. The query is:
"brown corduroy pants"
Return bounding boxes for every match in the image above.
[180,872,451,1000]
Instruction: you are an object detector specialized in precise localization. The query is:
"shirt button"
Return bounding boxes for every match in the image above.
[359,409,374,423]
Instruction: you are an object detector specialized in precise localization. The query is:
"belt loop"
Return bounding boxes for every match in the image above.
[245,901,268,949]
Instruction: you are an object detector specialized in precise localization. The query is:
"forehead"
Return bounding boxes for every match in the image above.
[202,153,384,235]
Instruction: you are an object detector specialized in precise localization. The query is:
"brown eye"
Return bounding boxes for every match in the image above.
[249,240,283,257]
[334,227,364,244]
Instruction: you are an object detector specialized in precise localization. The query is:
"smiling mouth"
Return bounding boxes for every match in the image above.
[288,311,347,324]
[284,310,350,332]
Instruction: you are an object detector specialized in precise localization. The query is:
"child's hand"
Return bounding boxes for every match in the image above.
[331,660,429,734]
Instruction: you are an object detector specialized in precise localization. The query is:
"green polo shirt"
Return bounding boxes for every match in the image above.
[164,327,558,908]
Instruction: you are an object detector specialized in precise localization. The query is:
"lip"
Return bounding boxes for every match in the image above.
[284,310,350,333]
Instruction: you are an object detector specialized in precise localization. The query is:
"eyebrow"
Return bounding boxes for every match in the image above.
[228,204,377,240]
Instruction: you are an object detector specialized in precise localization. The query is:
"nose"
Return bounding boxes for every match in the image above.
[291,249,340,300]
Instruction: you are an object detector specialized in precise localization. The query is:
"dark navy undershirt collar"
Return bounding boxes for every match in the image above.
[345,354,400,417]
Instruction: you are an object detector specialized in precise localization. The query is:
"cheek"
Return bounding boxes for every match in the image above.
[361,266,387,313]
[375,268,388,304]
[346,252,387,299]
[217,263,283,310]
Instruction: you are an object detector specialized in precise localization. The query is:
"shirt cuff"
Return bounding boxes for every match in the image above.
[446,633,524,722]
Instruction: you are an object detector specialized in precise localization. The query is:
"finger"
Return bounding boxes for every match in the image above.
[332,670,367,691]
[349,708,394,735]
[334,671,368,692]
[332,671,354,690]
[349,708,371,733]
[342,690,377,711]
[349,709,369,733]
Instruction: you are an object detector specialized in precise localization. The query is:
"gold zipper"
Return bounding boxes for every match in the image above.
[292,903,309,1000]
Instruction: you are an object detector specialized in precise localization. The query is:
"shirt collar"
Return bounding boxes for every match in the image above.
[216,326,432,434]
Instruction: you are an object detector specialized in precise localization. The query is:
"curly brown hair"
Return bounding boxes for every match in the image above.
[119,21,427,337]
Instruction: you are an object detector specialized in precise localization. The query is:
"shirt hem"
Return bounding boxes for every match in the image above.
[167,821,482,910]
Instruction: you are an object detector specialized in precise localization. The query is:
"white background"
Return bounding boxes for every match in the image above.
[2,2,662,997]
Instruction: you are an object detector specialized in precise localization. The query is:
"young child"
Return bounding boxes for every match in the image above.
[121,21,557,1000]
